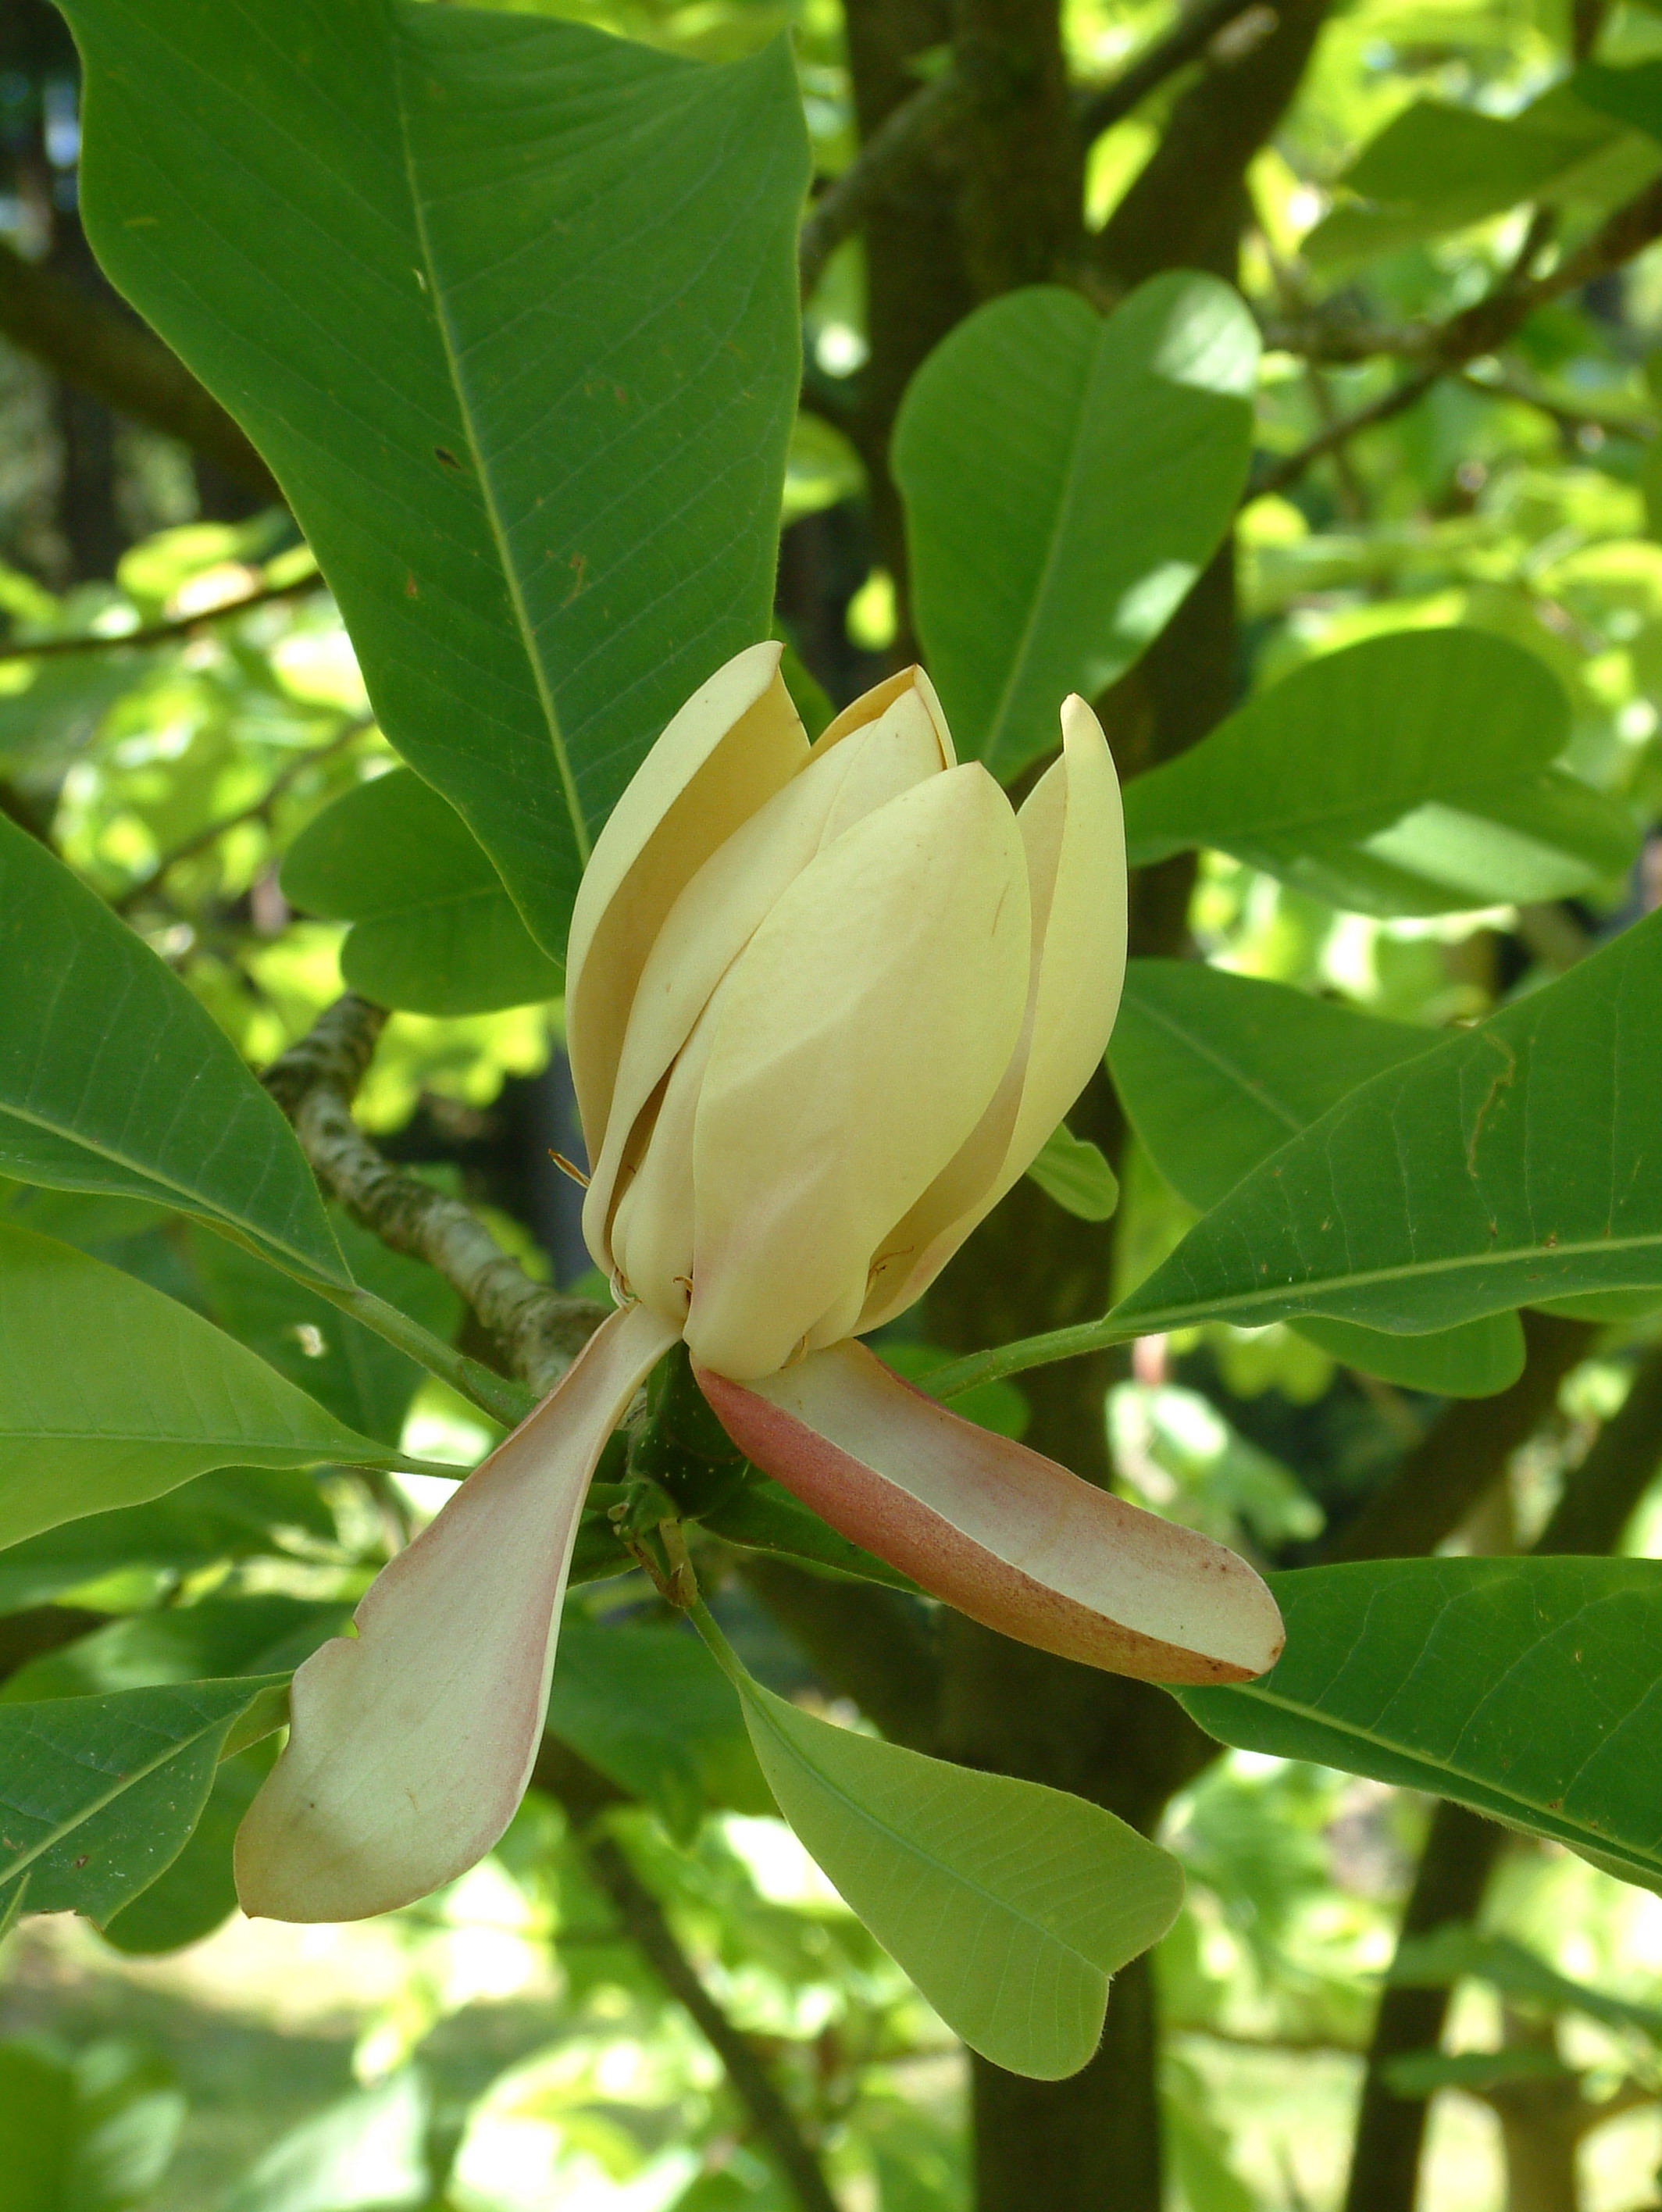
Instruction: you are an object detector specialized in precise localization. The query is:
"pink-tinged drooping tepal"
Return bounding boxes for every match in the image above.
[236,644,1283,1925]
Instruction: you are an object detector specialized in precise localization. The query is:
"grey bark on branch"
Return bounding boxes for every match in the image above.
[0,237,280,504]
[262,994,605,1398]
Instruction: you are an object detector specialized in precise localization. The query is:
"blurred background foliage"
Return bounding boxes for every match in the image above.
[7,0,1662,2203]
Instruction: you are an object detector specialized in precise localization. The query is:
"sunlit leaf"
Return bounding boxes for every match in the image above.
[0,1224,394,1547]
[1115,908,1662,1339]
[280,771,562,1016]
[736,1676,1184,2078]
[893,273,1257,783]
[1121,630,1637,915]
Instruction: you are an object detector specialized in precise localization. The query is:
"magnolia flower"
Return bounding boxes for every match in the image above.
[236,644,1283,1923]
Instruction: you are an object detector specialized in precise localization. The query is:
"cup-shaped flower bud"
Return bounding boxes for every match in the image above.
[569,649,1127,1378]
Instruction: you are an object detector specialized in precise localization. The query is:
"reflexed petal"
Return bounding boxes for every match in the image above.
[565,644,807,1156]
[858,697,1126,1333]
[697,1343,1283,1684]
[686,766,1031,1380]
[583,686,947,1271]
[234,1301,678,1923]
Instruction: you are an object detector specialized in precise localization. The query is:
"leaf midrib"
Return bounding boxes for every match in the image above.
[0,1680,276,1884]
[393,48,590,874]
[1121,1222,1662,1332]
[747,1689,1108,1968]
[0,1100,341,1285]
[1211,1675,1658,1875]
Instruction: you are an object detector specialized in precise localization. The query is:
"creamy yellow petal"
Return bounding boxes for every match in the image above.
[583,689,947,1270]
[686,765,1030,1381]
[857,696,1125,1333]
[565,644,807,1156]
[811,663,955,767]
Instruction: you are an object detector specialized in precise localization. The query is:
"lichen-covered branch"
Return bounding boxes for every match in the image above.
[262,994,605,1398]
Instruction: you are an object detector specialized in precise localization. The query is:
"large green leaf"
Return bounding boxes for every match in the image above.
[100,1745,273,1957]
[1180,1560,1662,1891]
[1121,629,1637,915]
[893,275,1257,783]
[280,770,562,1015]
[1115,907,1662,1338]
[0,1675,285,1924]
[1110,962,1525,1394]
[0,1224,394,1547]
[0,816,344,1283]
[65,0,807,961]
[190,1210,460,1447]
[736,1675,1183,2078]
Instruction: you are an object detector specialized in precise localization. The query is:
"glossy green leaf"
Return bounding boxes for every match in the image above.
[0,1470,337,1613]
[893,275,1257,783]
[1115,908,1662,1339]
[66,0,808,957]
[280,771,562,1015]
[1179,1559,1662,1891]
[0,815,344,1283]
[1110,962,1525,1393]
[545,1623,771,1842]
[189,1211,460,1447]
[1121,629,1637,915]
[100,1743,274,1957]
[736,1675,1184,2078]
[0,1675,286,1925]
[0,2039,184,2212]
[0,1224,394,1548]
[1026,1123,1120,1222]
[1300,90,1635,270]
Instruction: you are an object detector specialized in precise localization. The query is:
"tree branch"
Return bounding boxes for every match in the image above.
[0,237,280,502]
[113,716,368,915]
[1321,1311,1595,1564]
[800,66,971,301]
[533,1740,840,2212]
[1093,0,1332,288]
[0,573,323,665]
[262,994,605,1398]
[1247,368,1440,501]
[1537,1341,1662,1555]
[1074,0,1273,144]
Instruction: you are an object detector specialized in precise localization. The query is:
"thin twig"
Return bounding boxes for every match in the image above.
[1247,368,1440,502]
[0,573,324,665]
[1075,0,1271,143]
[113,716,369,915]
[262,994,605,1397]
[0,237,280,502]
[800,69,969,300]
